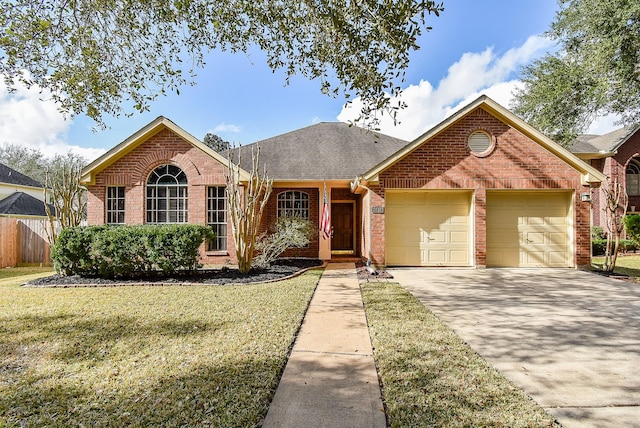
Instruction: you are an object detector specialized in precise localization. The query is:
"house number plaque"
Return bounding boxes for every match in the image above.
[371,206,384,214]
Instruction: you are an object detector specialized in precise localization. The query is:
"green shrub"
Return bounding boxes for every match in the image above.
[591,226,605,240]
[592,239,607,256]
[253,216,314,269]
[619,239,638,253]
[624,214,640,245]
[592,238,638,256]
[52,224,213,278]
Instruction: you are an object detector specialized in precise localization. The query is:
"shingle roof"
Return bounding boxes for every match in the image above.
[570,125,640,153]
[0,192,52,217]
[0,162,43,188]
[231,122,409,180]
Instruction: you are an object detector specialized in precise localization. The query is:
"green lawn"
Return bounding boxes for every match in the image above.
[0,266,54,284]
[592,254,640,280]
[3,268,562,427]
[362,281,560,427]
[1,269,321,427]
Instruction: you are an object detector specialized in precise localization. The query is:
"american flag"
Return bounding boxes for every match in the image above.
[320,182,331,240]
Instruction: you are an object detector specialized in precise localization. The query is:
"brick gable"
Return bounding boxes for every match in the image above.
[86,128,234,264]
[368,107,592,267]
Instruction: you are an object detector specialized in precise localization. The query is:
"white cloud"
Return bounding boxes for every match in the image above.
[0,79,106,160]
[338,35,559,141]
[213,123,241,133]
[310,116,321,125]
[587,113,622,135]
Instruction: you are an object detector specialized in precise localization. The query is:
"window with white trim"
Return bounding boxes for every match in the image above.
[207,186,227,251]
[106,186,125,224]
[146,164,188,223]
[277,191,309,219]
[626,158,640,196]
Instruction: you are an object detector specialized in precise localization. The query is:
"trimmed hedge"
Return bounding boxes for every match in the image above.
[52,224,213,278]
[592,238,638,256]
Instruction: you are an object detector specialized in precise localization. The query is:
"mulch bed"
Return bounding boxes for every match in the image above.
[24,258,324,287]
[355,260,394,282]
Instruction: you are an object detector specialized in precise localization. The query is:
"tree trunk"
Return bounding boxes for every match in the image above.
[226,146,273,273]
[602,178,628,273]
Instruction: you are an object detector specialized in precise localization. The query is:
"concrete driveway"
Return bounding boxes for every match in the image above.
[388,268,640,428]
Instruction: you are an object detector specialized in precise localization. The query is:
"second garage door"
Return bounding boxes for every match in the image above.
[386,191,471,266]
[486,191,572,267]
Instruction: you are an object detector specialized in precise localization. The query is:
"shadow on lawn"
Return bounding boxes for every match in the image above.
[1,313,281,426]
[3,359,279,426]
[2,313,226,363]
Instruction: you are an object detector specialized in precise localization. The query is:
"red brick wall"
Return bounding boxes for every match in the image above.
[86,128,235,264]
[369,107,593,267]
[261,187,320,258]
[589,131,640,228]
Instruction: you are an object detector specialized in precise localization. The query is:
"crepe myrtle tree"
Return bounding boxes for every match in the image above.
[226,145,272,273]
[0,0,444,128]
[43,153,88,245]
[601,177,628,273]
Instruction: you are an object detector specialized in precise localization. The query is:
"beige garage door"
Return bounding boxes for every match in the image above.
[386,191,471,266]
[486,191,572,267]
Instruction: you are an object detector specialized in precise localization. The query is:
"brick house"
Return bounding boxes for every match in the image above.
[570,125,640,229]
[81,95,605,268]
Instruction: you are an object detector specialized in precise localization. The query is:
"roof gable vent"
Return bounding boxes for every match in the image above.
[468,131,494,156]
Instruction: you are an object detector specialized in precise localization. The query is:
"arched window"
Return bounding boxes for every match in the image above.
[626,159,640,196]
[146,164,188,223]
[277,191,309,219]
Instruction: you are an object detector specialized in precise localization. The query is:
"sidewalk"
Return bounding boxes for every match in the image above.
[263,262,386,428]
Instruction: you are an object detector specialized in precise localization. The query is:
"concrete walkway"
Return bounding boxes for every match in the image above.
[263,263,386,428]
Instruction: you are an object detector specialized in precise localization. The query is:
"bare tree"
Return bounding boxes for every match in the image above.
[602,177,628,272]
[44,156,87,245]
[226,146,273,273]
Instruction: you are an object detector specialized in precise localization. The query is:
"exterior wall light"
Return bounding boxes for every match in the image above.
[580,192,592,202]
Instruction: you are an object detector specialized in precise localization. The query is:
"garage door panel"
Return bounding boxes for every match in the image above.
[428,230,446,243]
[526,232,544,244]
[386,191,471,266]
[487,191,571,268]
[450,231,469,243]
[427,250,446,263]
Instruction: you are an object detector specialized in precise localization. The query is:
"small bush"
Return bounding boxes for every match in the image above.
[620,239,638,253]
[592,239,607,256]
[592,238,638,256]
[52,224,213,278]
[253,217,314,269]
[624,214,640,245]
[591,226,605,240]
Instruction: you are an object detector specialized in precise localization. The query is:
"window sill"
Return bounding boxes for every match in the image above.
[206,251,229,256]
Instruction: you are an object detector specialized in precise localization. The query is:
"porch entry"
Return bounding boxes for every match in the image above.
[331,201,356,255]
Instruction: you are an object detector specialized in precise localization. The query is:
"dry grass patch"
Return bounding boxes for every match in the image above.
[1,269,322,427]
[0,266,54,286]
[593,254,640,280]
[362,282,560,428]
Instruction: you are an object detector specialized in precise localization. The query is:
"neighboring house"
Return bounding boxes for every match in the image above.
[0,163,53,267]
[0,191,53,218]
[81,96,605,268]
[570,125,640,228]
[0,162,54,219]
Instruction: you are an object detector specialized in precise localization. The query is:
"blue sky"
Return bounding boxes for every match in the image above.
[0,0,621,161]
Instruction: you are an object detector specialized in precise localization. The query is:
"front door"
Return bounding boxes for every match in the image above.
[331,202,355,254]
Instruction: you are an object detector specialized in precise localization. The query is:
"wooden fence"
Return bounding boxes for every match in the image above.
[0,217,53,267]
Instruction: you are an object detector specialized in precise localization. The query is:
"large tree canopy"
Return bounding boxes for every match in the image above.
[512,0,640,146]
[0,0,443,127]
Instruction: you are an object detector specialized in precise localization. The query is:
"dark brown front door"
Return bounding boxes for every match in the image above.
[331,202,355,253]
